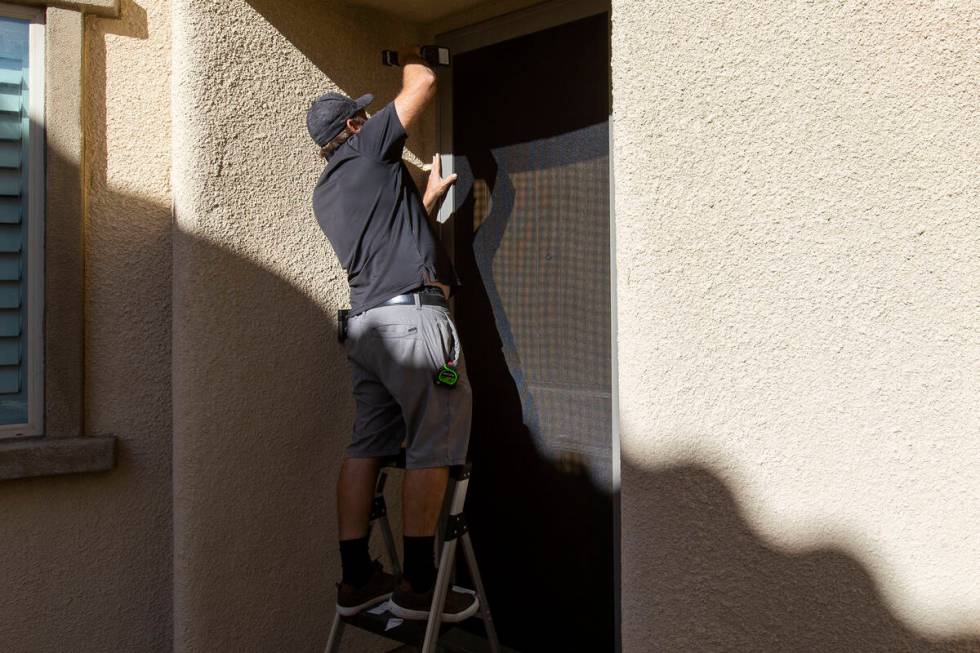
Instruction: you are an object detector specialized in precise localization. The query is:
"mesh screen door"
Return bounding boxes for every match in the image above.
[446,10,613,651]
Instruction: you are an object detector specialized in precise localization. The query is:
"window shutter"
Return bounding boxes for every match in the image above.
[0,20,30,426]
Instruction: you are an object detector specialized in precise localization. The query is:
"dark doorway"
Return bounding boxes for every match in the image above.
[448,9,613,652]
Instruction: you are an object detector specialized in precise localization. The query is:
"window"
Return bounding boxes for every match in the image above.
[0,4,43,438]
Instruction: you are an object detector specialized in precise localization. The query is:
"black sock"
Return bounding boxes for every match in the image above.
[339,535,373,588]
[403,535,436,593]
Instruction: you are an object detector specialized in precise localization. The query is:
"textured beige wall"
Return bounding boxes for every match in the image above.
[6,1,977,651]
[0,0,173,651]
[171,1,427,650]
[613,2,980,651]
[43,7,85,438]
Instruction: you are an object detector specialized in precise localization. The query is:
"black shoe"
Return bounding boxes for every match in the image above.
[336,560,397,616]
[388,580,479,623]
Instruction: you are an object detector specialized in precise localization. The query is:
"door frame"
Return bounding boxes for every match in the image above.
[434,2,620,650]
[433,0,611,228]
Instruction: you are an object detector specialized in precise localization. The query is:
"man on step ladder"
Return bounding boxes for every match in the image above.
[307,45,476,623]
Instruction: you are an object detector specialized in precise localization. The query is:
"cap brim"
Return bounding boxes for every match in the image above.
[354,93,374,110]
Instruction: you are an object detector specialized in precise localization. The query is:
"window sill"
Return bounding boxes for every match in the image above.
[0,435,116,481]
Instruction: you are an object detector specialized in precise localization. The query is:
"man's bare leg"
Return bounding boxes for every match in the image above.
[403,467,449,535]
[337,457,382,587]
[402,466,449,593]
[338,456,382,538]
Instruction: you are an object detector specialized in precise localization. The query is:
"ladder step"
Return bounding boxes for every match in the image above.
[384,628,520,653]
[340,604,459,647]
[327,464,500,653]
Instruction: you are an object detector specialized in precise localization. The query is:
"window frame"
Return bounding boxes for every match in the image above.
[0,1,45,439]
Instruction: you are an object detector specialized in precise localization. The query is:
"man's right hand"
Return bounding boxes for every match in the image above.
[394,45,424,66]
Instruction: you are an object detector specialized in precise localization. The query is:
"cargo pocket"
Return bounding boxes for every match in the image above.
[444,316,462,367]
[419,312,453,371]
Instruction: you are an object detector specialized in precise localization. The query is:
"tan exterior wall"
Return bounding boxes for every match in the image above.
[3,1,978,651]
[0,0,173,651]
[171,1,430,650]
[613,2,980,651]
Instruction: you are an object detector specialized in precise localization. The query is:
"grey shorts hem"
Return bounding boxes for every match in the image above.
[403,456,468,470]
[345,446,404,460]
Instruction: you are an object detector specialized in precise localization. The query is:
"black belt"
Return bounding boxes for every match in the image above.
[378,286,448,309]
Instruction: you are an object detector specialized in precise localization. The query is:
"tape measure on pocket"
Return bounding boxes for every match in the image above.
[433,363,459,388]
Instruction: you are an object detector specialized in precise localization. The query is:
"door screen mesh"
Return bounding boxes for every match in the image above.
[449,12,613,651]
[466,125,610,472]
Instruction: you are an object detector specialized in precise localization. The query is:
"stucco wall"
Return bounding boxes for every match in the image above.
[613,2,979,651]
[170,1,429,650]
[0,1,173,651]
[6,1,976,651]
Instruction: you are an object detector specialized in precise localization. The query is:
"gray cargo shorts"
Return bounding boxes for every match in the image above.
[344,294,472,469]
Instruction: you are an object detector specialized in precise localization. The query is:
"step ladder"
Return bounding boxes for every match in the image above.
[325,456,501,653]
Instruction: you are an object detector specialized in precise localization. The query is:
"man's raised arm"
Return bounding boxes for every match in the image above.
[392,46,437,132]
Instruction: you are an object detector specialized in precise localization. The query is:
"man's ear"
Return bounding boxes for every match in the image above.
[347,117,363,133]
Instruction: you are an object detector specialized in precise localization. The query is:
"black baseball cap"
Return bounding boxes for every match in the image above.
[306,91,374,146]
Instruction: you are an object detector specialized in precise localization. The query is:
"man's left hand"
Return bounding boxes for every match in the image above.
[423,153,457,216]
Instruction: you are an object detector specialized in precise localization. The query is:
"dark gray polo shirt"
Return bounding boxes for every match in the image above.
[312,100,460,315]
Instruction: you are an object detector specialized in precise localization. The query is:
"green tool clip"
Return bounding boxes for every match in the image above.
[434,363,459,388]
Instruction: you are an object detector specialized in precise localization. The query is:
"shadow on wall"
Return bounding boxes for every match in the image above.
[0,5,170,652]
[622,459,980,653]
[89,10,362,652]
[242,0,392,93]
[438,128,980,652]
[170,220,374,649]
[198,4,980,653]
[46,2,976,652]
[242,0,430,177]
[1,2,379,651]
